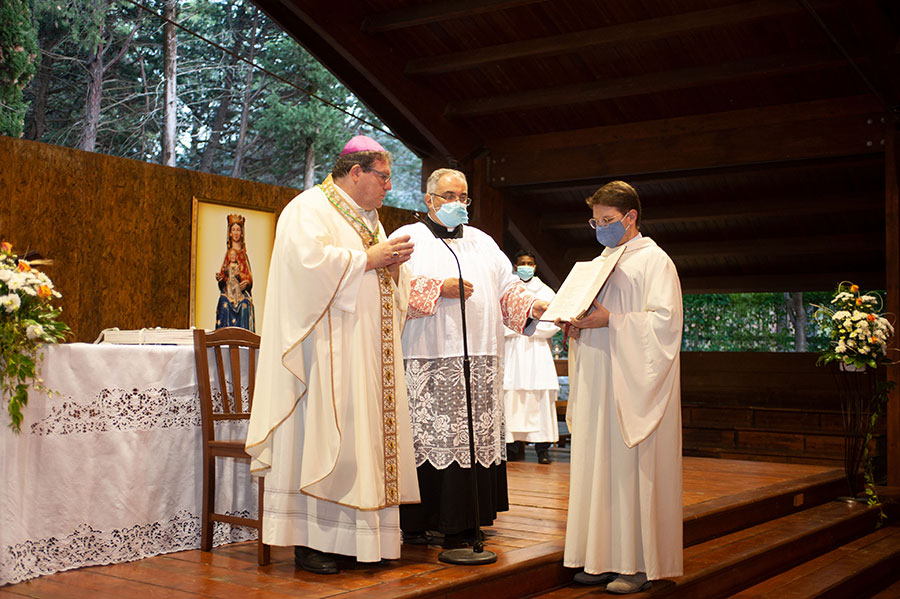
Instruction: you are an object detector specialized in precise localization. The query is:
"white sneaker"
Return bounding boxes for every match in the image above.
[606,572,650,594]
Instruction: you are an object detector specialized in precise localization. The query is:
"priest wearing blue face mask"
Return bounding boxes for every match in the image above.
[390,168,549,547]
[558,181,683,594]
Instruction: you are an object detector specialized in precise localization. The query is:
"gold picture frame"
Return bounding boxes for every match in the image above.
[190,197,276,332]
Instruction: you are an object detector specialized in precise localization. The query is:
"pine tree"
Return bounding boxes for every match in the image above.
[0,0,40,137]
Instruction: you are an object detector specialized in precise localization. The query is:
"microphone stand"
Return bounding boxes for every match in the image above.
[418,215,497,565]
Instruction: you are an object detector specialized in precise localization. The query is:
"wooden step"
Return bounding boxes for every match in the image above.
[529,500,881,599]
[871,577,900,598]
[683,469,847,546]
[727,524,900,599]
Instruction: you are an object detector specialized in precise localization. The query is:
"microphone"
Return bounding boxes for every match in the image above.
[414,213,493,561]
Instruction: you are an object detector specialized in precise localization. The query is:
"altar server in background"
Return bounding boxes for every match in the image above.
[503,249,559,464]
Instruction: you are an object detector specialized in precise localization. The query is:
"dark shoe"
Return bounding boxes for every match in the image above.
[537,450,551,464]
[443,528,485,548]
[573,570,617,585]
[506,442,524,461]
[402,530,433,545]
[294,546,339,574]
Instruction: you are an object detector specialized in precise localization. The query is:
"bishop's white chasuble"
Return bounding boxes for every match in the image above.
[246,177,418,562]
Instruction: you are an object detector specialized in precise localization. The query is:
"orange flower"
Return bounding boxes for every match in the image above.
[850,284,859,293]
[38,285,52,298]
[0,241,11,253]
[871,337,879,344]
[17,261,30,272]
[855,297,863,306]
[867,314,876,322]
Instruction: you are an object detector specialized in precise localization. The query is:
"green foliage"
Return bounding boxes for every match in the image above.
[19,0,422,195]
[0,242,71,432]
[0,0,40,137]
[682,291,832,352]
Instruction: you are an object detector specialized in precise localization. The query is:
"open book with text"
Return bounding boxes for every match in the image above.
[540,245,626,322]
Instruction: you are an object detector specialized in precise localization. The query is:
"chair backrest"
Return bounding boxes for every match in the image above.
[193,327,261,443]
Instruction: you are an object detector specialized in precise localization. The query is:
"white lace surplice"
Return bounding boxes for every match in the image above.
[391,222,536,469]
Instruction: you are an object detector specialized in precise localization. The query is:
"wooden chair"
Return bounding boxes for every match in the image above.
[193,326,270,566]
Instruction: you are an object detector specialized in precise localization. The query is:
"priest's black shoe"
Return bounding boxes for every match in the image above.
[537,450,552,464]
[402,530,433,545]
[294,546,339,574]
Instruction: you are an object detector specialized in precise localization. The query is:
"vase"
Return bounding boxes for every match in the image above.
[830,362,880,498]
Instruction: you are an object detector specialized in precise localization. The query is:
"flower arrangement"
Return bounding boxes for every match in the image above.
[0,241,70,433]
[813,282,895,518]
[813,282,894,370]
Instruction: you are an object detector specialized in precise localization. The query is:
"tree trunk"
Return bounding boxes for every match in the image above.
[25,53,53,141]
[161,0,177,166]
[199,71,233,173]
[303,141,316,189]
[79,47,104,152]
[77,9,140,153]
[790,291,807,352]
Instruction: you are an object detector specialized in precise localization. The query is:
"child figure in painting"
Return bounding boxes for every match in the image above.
[215,214,255,331]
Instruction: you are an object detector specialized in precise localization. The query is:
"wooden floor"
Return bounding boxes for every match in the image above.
[0,450,843,599]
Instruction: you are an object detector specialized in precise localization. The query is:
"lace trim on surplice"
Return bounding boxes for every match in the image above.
[501,281,535,334]
[408,276,443,319]
[404,355,505,469]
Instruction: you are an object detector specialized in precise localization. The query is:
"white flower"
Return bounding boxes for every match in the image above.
[1,293,21,312]
[851,310,866,321]
[0,269,11,282]
[833,310,851,320]
[6,274,24,291]
[860,345,870,354]
[20,286,36,296]
[836,341,847,353]
[25,324,44,340]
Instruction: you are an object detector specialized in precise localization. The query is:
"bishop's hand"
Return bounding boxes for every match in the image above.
[366,236,414,271]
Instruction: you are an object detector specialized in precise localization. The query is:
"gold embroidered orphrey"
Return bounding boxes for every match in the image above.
[318,174,400,506]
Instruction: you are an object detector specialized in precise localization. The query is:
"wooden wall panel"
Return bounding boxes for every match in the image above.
[0,137,417,342]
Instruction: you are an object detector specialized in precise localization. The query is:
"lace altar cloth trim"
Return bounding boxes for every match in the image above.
[0,511,256,586]
[404,355,505,469]
[29,387,247,436]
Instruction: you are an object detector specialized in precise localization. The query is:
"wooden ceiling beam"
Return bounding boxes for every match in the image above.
[487,96,886,186]
[540,194,884,231]
[251,0,479,161]
[513,154,883,196]
[446,51,849,117]
[406,0,821,75]
[680,270,885,293]
[362,0,546,33]
[564,232,882,263]
[504,196,567,288]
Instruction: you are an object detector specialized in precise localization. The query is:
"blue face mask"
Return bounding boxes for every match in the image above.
[517,266,535,281]
[435,202,469,228]
[595,217,629,247]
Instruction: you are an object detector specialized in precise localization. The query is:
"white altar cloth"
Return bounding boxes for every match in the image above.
[0,343,256,586]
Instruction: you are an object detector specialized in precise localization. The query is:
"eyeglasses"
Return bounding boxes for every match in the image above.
[589,212,630,230]
[363,166,392,184]
[430,192,473,206]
